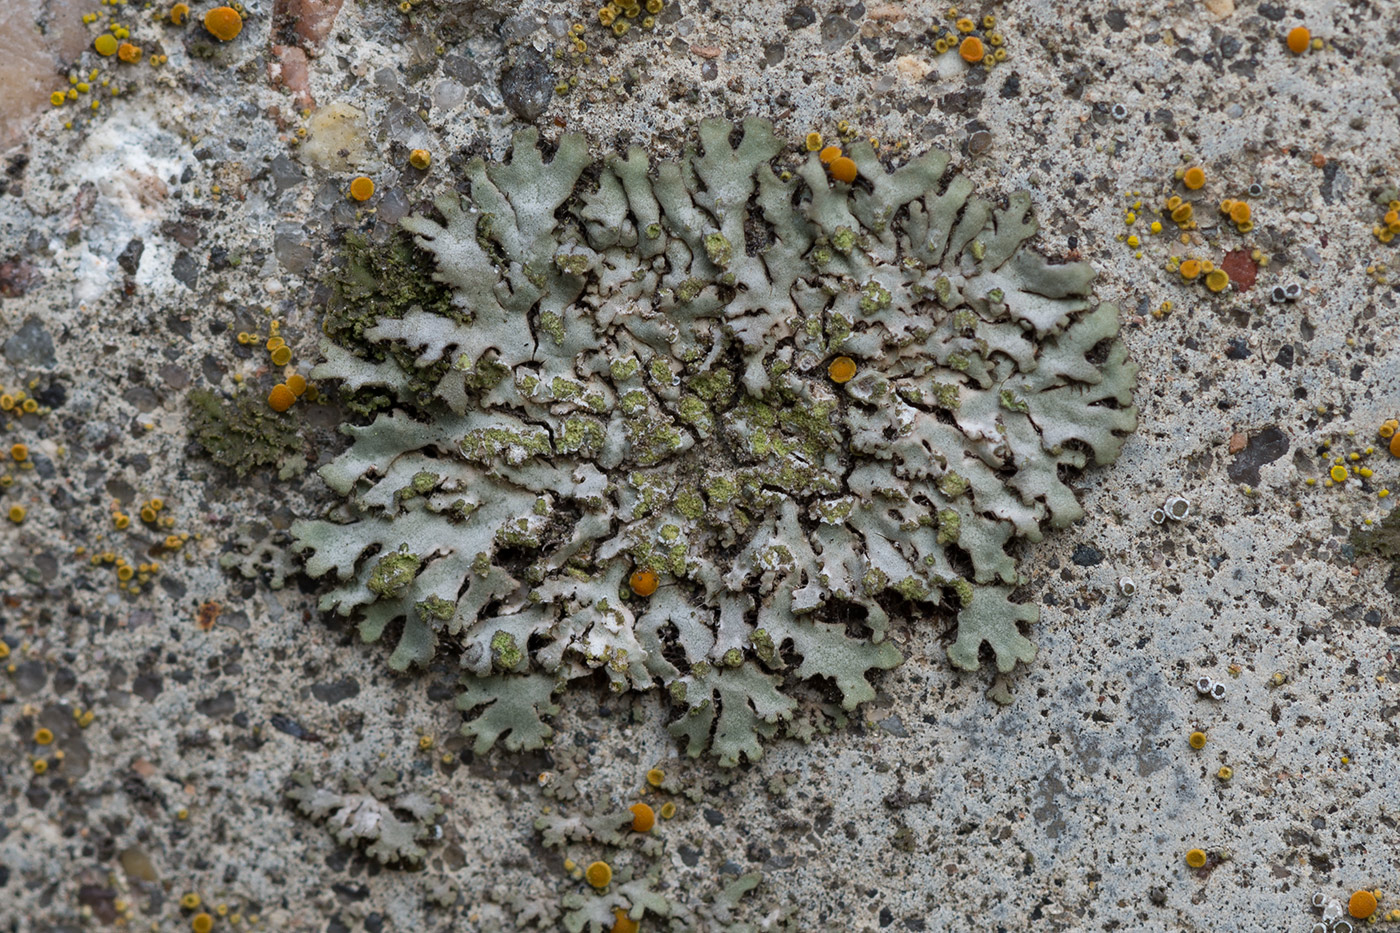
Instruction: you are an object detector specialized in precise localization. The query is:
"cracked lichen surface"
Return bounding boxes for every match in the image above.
[293,119,1137,766]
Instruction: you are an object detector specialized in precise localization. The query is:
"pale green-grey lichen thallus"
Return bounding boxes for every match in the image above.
[286,769,443,866]
[292,119,1137,766]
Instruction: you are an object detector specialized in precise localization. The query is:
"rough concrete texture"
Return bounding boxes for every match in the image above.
[0,0,1397,931]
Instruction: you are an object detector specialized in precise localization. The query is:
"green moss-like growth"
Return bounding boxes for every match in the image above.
[295,120,1137,767]
[322,230,459,414]
[187,388,302,477]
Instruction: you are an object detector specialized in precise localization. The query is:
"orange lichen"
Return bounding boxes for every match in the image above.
[818,145,842,164]
[267,384,296,413]
[1188,730,1207,749]
[349,176,375,201]
[191,914,214,933]
[1205,269,1230,292]
[829,156,858,184]
[117,43,142,63]
[629,802,656,832]
[171,4,190,25]
[286,374,308,397]
[585,861,613,889]
[1286,26,1310,54]
[1380,419,1398,440]
[10,443,28,462]
[611,909,640,933]
[1349,890,1378,920]
[1182,166,1206,190]
[1185,848,1207,869]
[1229,202,1251,225]
[828,356,857,383]
[204,6,244,41]
[409,149,432,170]
[1179,259,1202,280]
[1391,431,1400,459]
[1171,203,1194,224]
[959,36,985,63]
[629,568,658,597]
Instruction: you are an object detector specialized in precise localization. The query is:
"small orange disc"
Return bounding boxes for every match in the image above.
[629,802,655,832]
[204,6,243,41]
[829,156,858,184]
[349,176,375,201]
[268,384,296,413]
[629,569,658,597]
[1348,890,1377,920]
[828,356,857,383]
[959,36,985,63]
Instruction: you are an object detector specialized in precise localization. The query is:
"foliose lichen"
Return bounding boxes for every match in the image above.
[285,768,444,867]
[293,119,1137,765]
[187,387,304,477]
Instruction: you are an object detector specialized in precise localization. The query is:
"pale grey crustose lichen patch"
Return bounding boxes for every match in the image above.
[285,769,444,867]
[292,119,1137,765]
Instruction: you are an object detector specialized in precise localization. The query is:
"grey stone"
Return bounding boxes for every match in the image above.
[500,47,553,122]
[4,316,55,368]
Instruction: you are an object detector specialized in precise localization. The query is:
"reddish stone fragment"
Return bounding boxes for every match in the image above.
[1219,249,1257,292]
[0,257,42,298]
[269,44,313,109]
[275,0,344,49]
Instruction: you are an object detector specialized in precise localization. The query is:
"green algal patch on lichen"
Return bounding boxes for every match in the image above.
[295,119,1138,767]
[1000,389,1029,413]
[860,281,893,313]
[187,388,303,477]
[367,547,421,598]
[704,232,733,267]
[416,595,455,621]
[491,631,524,670]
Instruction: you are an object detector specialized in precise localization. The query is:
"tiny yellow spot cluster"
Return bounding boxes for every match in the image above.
[1173,255,1229,293]
[1373,199,1400,245]
[250,320,312,413]
[931,10,1008,66]
[595,0,663,35]
[90,544,163,594]
[1217,197,1253,234]
[1164,195,1194,229]
[1306,427,1393,498]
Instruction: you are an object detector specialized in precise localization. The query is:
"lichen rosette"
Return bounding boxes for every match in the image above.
[293,119,1137,765]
